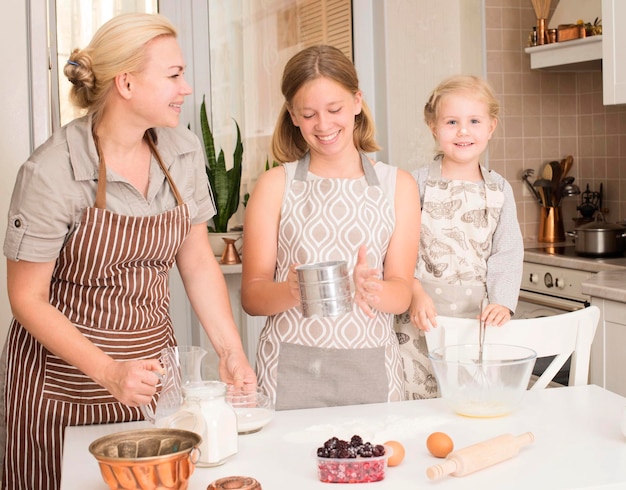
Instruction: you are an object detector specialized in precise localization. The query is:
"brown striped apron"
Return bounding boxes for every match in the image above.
[2,133,191,489]
[256,153,404,410]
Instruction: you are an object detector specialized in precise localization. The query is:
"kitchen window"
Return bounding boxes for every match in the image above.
[54,0,159,127]
[29,0,354,178]
[28,0,158,149]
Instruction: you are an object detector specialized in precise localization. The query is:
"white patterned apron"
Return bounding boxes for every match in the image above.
[256,153,404,410]
[2,132,191,489]
[396,160,504,399]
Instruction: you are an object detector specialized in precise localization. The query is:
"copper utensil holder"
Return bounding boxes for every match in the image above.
[539,207,565,243]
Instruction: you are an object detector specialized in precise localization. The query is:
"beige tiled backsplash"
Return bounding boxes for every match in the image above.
[485,0,626,240]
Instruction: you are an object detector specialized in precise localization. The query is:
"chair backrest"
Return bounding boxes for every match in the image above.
[424,306,600,390]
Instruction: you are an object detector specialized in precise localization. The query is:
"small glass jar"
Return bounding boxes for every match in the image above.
[182,381,238,467]
[530,26,538,46]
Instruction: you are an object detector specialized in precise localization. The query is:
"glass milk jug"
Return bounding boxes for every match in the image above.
[141,345,208,425]
[181,381,238,467]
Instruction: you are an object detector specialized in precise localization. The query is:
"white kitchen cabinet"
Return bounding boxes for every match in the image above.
[590,297,626,397]
[602,0,626,104]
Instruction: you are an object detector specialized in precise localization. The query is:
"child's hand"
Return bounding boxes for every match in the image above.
[481,303,511,326]
[410,289,437,332]
[353,245,382,318]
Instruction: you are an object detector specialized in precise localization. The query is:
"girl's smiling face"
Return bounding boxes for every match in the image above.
[288,76,362,158]
[431,91,497,167]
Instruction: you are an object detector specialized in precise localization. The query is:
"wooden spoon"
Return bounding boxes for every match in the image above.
[541,162,553,181]
[549,161,562,204]
[549,161,562,184]
[562,155,573,179]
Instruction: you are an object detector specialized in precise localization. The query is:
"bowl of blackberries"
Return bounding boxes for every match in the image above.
[315,435,390,483]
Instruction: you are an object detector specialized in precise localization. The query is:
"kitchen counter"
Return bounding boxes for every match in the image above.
[61,385,626,490]
[524,240,626,272]
[582,270,626,303]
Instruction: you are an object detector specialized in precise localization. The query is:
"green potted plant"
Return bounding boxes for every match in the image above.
[199,95,244,255]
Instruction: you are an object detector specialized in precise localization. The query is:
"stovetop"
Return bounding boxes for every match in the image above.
[525,245,581,258]
[524,244,626,272]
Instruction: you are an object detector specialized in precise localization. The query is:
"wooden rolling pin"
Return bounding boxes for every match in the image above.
[426,432,534,480]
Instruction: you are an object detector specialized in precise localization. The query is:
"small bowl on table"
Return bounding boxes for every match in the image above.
[88,428,201,490]
[226,386,275,434]
[316,452,389,483]
[429,344,537,418]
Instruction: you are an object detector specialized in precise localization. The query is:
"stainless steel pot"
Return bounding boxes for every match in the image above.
[566,221,626,257]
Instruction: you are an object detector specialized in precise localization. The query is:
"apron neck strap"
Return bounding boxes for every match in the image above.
[294,152,380,186]
[427,157,495,185]
[93,129,184,210]
[145,130,185,206]
[427,158,443,180]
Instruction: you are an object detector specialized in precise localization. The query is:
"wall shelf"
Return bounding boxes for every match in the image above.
[525,36,602,71]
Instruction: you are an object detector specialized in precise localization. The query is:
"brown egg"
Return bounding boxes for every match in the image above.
[383,440,405,467]
[426,432,454,458]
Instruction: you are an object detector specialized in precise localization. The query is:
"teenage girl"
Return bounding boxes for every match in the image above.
[242,45,420,410]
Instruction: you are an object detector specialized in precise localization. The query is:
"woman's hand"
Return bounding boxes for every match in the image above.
[410,280,438,331]
[219,349,257,388]
[100,358,163,407]
[353,245,383,318]
[481,303,511,327]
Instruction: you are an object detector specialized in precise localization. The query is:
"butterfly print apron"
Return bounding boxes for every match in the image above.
[417,161,504,316]
[395,160,504,400]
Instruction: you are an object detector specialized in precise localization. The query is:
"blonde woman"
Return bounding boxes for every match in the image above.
[2,13,254,488]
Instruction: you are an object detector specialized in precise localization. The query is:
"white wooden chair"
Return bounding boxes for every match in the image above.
[424,306,600,390]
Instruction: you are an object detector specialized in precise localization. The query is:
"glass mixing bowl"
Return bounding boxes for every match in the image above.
[429,344,537,418]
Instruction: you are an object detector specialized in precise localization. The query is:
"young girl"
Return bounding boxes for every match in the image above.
[242,45,420,410]
[396,75,523,399]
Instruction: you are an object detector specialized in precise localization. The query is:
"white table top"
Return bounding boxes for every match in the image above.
[61,384,626,489]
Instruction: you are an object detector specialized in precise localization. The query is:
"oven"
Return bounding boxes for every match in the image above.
[517,262,593,317]
[517,253,595,384]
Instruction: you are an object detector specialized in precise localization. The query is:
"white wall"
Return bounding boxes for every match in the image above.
[0,3,31,345]
[0,0,484,350]
[312,0,484,172]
